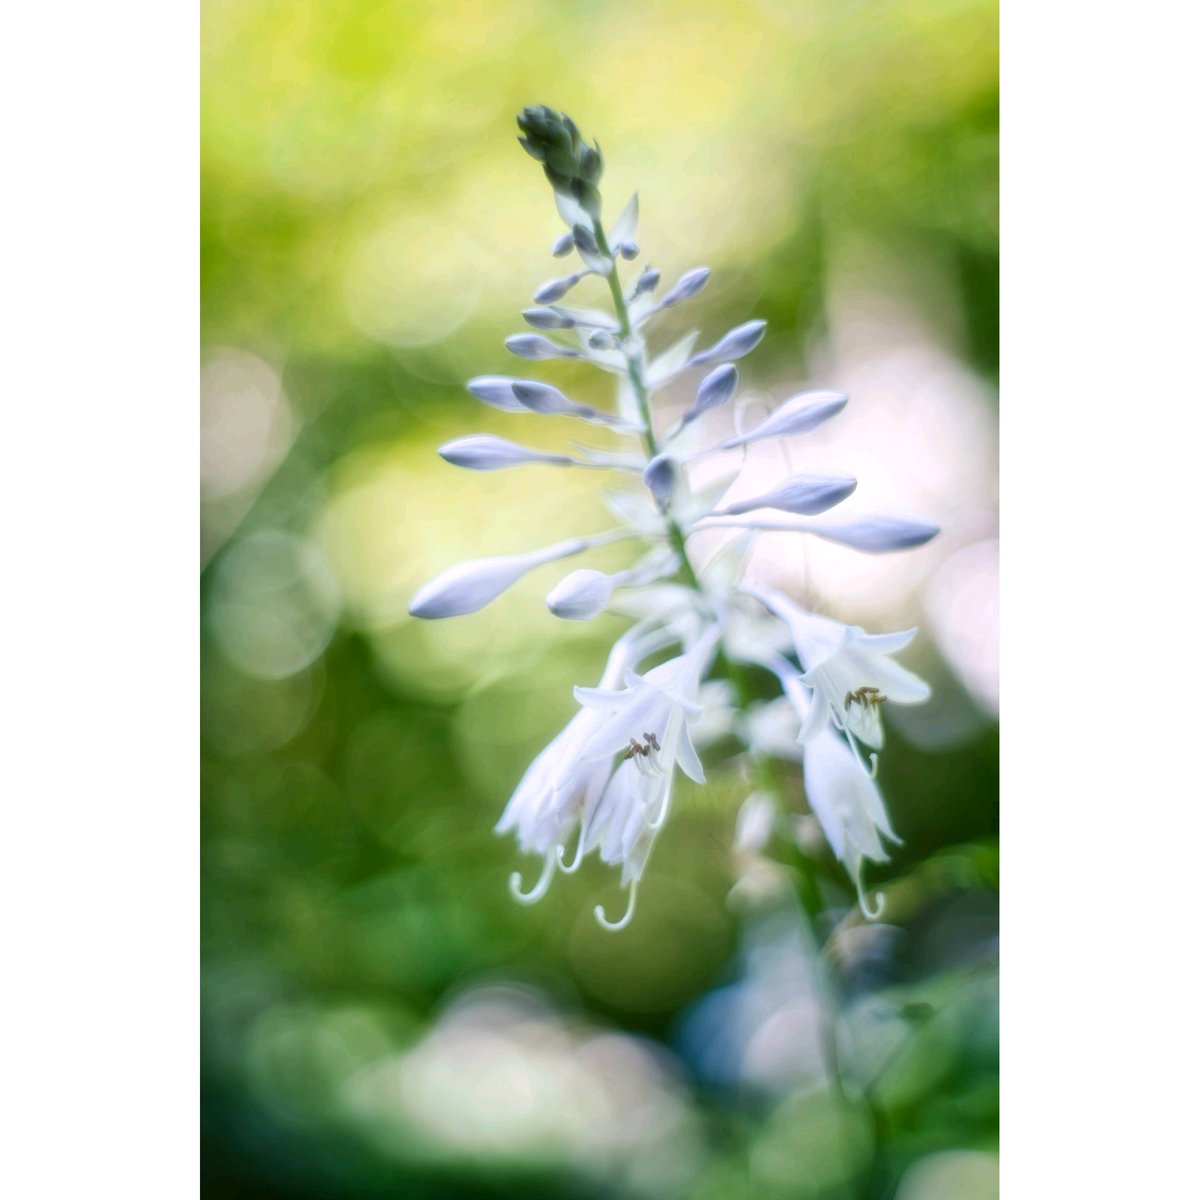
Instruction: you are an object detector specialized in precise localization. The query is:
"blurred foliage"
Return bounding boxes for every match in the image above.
[202,1,998,1197]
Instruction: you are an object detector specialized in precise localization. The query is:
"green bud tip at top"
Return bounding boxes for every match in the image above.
[517,105,604,221]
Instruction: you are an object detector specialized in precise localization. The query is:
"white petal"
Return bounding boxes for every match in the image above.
[646,330,701,388]
[675,724,706,783]
[554,189,591,230]
[845,644,931,704]
[609,192,639,246]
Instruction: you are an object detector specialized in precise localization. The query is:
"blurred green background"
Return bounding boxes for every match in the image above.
[201,1,998,1197]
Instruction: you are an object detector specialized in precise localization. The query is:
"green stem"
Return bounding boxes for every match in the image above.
[595,224,700,592]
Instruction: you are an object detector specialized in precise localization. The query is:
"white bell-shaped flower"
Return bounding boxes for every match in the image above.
[746,584,930,772]
[495,626,716,929]
[802,724,900,919]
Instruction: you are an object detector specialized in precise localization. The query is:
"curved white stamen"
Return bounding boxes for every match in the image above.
[594,882,639,931]
[556,828,586,873]
[509,855,556,905]
[645,785,672,832]
[855,874,885,920]
[841,725,877,779]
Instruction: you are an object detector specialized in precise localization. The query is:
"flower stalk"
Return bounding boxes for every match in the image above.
[409,105,941,930]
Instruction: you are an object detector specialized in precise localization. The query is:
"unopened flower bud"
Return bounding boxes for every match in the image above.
[517,105,605,220]
[523,307,575,330]
[659,267,710,309]
[642,454,678,508]
[632,267,660,297]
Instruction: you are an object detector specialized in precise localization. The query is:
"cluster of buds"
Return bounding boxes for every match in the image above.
[517,104,604,221]
[409,108,939,929]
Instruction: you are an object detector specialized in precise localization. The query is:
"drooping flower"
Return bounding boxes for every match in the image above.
[801,724,900,918]
[569,626,719,928]
[745,583,930,772]
[496,627,717,930]
[741,689,899,918]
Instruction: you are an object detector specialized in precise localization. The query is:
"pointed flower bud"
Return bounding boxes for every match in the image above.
[572,223,600,255]
[688,319,767,368]
[505,334,582,361]
[550,231,575,257]
[632,267,660,298]
[795,515,941,553]
[717,472,858,517]
[410,537,591,619]
[466,375,526,412]
[704,513,939,554]
[523,307,575,330]
[512,381,635,430]
[642,454,678,508]
[534,272,587,304]
[571,223,612,273]
[681,363,739,426]
[718,390,848,450]
[438,435,575,471]
[659,267,710,309]
[546,568,616,620]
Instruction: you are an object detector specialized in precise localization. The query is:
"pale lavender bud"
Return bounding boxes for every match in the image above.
[587,329,615,350]
[409,538,590,619]
[546,568,615,620]
[658,267,710,309]
[523,307,575,330]
[616,241,639,260]
[466,375,526,412]
[632,267,660,297]
[799,515,940,553]
[534,272,586,304]
[572,223,600,255]
[438,435,574,471]
[718,390,848,449]
[550,231,575,257]
[718,473,858,517]
[505,334,581,361]
[572,227,612,274]
[688,319,767,368]
[512,381,637,430]
[643,454,678,508]
[681,364,739,426]
[511,380,588,417]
